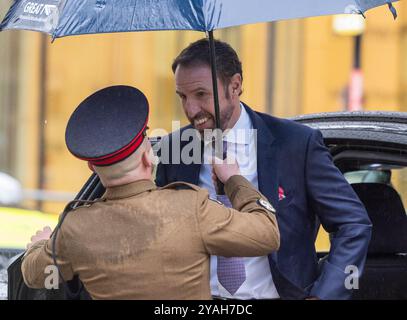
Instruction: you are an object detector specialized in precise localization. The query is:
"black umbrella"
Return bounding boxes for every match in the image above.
[0,0,399,131]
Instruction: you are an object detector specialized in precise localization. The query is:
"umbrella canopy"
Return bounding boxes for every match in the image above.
[0,0,399,162]
[0,0,399,136]
[0,0,399,38]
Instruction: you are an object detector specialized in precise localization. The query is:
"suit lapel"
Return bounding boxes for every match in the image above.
[244,104,279,209]
[177,161,201,185]
[245,105,307,298]
[175,132,202,185]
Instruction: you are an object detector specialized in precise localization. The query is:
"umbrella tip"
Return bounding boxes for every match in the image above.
[387,2,398,20]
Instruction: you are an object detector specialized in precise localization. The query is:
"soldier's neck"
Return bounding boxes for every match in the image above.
[101,170,153,188]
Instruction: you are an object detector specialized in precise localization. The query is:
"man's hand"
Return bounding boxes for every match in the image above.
[211,155,241,185]
[27,226,53,249]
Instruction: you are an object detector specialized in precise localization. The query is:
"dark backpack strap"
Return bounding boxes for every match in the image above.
[51,198,104,299]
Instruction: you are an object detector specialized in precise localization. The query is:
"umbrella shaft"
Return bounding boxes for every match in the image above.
[207,31,225,194]
[207,31,222,130]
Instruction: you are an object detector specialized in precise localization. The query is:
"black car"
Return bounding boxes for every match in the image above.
[6,111,407,300]
[294,111,407,299]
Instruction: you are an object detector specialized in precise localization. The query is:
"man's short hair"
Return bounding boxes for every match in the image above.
[172,38,243,93]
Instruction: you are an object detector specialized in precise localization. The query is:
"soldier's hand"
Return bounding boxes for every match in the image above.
[27,226,53,249]
[211,155,241,184]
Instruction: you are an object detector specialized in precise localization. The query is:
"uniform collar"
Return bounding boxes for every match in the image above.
[103,179,156,200]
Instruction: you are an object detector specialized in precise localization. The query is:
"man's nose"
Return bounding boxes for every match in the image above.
[185,99,201,118]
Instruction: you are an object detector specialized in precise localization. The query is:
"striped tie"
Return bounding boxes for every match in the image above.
[215,140,246,295]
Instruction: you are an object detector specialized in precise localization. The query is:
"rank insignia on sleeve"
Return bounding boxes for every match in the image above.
[209,197,224,206]
[257,199,276,214]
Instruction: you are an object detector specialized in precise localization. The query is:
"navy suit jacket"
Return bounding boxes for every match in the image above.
[155,104,372,299]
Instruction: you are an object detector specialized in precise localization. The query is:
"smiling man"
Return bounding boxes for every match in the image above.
[175,62,241,133]
[156,38,372,300]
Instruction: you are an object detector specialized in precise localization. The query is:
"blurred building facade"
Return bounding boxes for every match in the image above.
[0,1,406,216]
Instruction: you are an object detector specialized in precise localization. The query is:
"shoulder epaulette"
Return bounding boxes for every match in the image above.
[64,198,105,212]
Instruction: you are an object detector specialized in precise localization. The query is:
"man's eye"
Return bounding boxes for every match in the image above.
[196,91,205,97]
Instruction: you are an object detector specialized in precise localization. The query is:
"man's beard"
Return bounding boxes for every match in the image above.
[189,102,235,132]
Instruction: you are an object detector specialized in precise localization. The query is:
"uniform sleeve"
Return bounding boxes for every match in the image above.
[196,175,280,257]
[21,228,74,289]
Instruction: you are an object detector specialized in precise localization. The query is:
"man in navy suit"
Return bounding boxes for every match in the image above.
[156,38,372,300]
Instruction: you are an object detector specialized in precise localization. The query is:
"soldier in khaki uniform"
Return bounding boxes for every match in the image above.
[21,86,280,300]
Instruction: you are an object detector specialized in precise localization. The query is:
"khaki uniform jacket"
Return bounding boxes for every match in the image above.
[21,175,280,300]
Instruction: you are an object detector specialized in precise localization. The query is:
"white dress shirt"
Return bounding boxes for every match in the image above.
[198,104,280,299]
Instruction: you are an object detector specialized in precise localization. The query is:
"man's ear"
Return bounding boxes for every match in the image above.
[230,73,242,96]
[141,149,152,169]
[87,162,95,172]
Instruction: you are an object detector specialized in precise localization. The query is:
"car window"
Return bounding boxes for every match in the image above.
[344,165,407,211]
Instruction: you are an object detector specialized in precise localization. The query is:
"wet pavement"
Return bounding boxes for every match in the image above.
[0,255,8,300]
[0,251,23,300]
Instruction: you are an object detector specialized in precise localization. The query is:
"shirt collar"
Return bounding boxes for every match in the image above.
[103,179,156,200]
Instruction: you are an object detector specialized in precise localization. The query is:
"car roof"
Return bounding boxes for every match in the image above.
[291,111,407,149]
